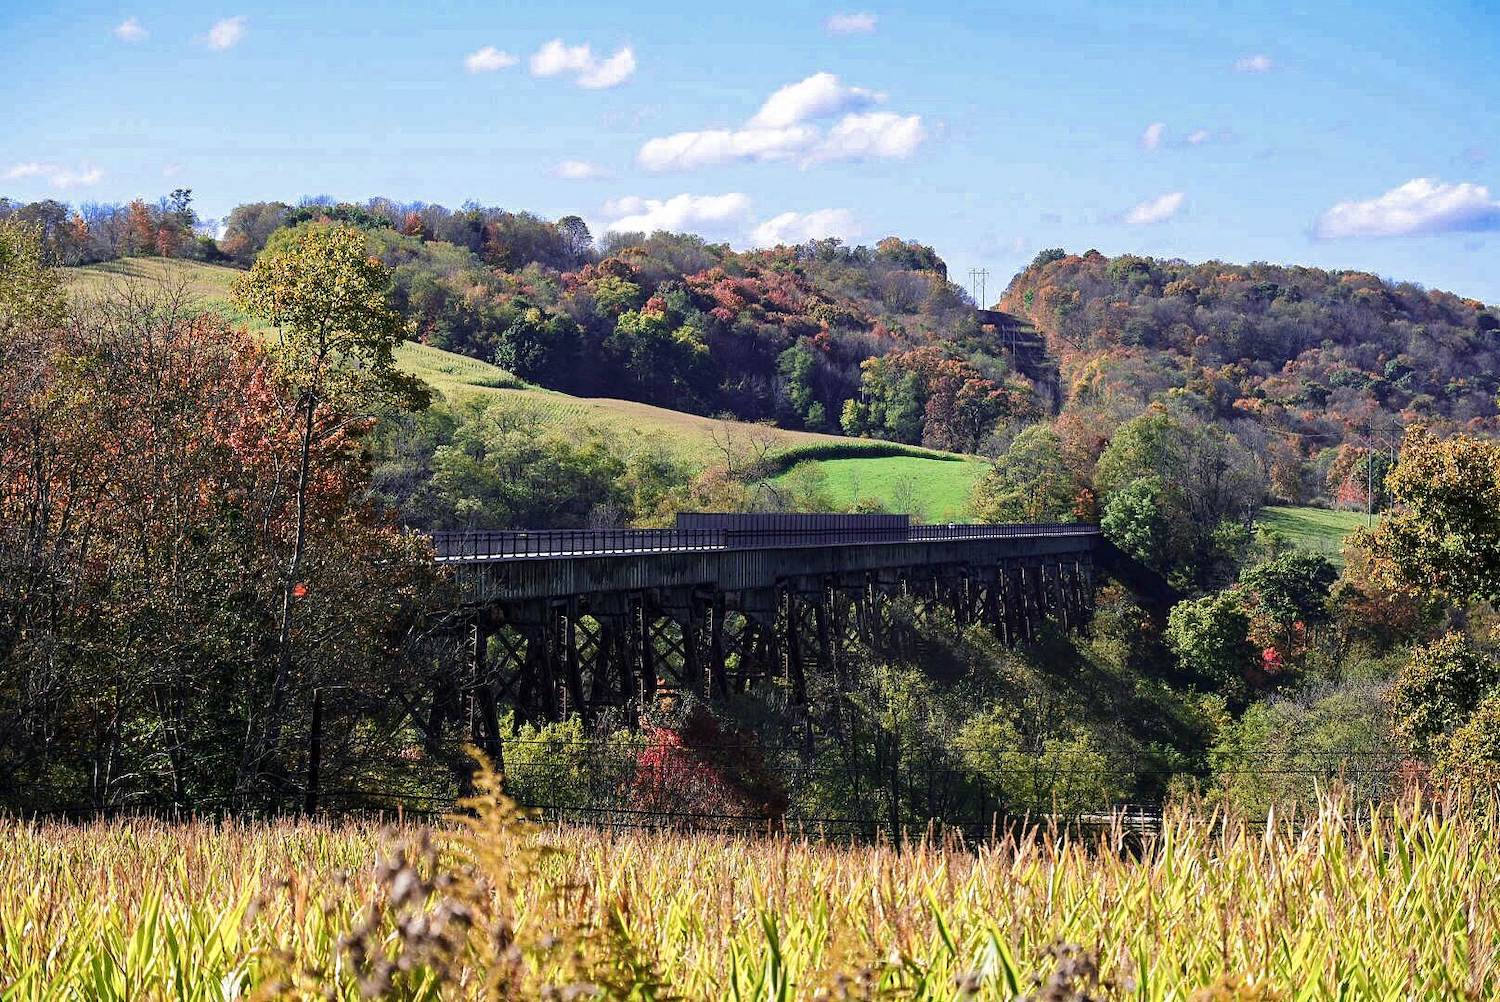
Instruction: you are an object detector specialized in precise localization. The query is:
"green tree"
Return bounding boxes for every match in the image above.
[1434,690,1500,787]
[971,424,1080,522]
[428,401,626,528]
[1364,426,1500,605]
[608,307,711,407]
[1210,680,1398,812]
[1096,409,1261,589]
[0,218,64,335]
[1389,632,1500,755]
[777,341,824,429]
[1166,591,1255,691]
[495,306,582,389]
[1100,476,1166,563]
[231,222,429,791]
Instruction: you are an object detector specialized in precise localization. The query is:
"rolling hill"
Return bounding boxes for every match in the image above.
[67,258,986,518]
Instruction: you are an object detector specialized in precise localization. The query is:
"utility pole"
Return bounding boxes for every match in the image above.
[968,268,990,308]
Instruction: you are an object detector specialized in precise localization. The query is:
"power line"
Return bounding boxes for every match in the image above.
[969,268,990,308]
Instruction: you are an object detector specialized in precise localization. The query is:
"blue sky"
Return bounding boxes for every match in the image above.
[4,0,1499,302]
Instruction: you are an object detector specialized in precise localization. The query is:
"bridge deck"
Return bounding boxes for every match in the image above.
[430,522,1098,563]
[432,521,1101,605]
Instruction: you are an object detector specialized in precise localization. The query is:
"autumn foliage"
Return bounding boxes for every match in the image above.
[0,224,437,810]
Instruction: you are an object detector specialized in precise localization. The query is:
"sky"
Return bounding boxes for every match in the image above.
[4,0,1500,302]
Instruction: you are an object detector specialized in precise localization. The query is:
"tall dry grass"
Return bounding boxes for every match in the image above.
[2,777,1497,999]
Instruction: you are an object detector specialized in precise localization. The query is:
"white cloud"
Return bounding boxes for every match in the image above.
[114,17,147,42]
[529,39,635,89]
[638,72,922,172]
[812,111,925,162]
[162,163,182,177]
[1314,178,1500,238]
[751,208,860,246]
[1123,191,1185,225]
[638,126,818,171]
[603,192,753,234]
[464,45,516,72]
[579,47,636,89]
[1186,128,1212,145]
[5,162,105,189]
[554,159,612,180]
[1234,53,1273,72]
[1140,122,1165,150]
[206,16,246,50]
[748,72,881,129]
[825,12,878,34]
[531,39,592,75]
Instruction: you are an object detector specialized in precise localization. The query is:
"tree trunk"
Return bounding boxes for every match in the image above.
[243,385,318,794]
[303,687,323,815]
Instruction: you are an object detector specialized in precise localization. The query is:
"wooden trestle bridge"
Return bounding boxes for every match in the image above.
[431,514,1103,736]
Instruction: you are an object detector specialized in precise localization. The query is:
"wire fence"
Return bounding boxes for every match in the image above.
[13,739,1424,838]
[487,737,1413,838]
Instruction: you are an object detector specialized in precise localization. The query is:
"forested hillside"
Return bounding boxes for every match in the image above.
[3,193,1035,454]
[11,191,1500,521]
[1001,249,1500,505]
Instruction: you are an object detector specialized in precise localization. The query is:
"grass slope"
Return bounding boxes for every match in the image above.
[773,454,986,522]
[67,259,980,511]
[1256,505,1369,565]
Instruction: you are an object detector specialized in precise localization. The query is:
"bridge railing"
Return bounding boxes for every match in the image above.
[427,521,1099,561]
[910,522,1095,541]
[430,528,728,561]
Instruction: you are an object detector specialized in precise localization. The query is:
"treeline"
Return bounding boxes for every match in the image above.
[1002,248,1500,508]
[0,189,219,264]
[3,188,1036,452]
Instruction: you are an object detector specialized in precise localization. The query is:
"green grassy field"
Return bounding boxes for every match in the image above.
[1256,504,1370,565]
[773,454,987,521]
[66,259,974,498]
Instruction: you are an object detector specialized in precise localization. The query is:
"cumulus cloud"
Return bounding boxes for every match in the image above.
[206,16,246,50]
[1140,122,1165,150]
[748,72,881,129]
[811,111,924,162]
[639,72,920,171]
[464,45,516,72]
[531,39,592,75]
[603,193,753,234]
[579,47,636,89]
[751,208,860,246]
[529,39,635,89]
[825,12,877,34]
[1123,191,1185,225]
[553,159,612,180]
[1314,178,1500,238]
[5,162,105,189]
[1186,129,1212,145]
[114,17,147,42]
[1234,53,1273,72]
[638,126,818,171]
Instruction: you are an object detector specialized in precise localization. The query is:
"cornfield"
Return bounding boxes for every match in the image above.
[2,770,1497,1000]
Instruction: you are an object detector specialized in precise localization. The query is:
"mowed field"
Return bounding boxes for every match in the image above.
[67,259,982,509]
[774,454,987,522]
[1256,504,1370,565]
